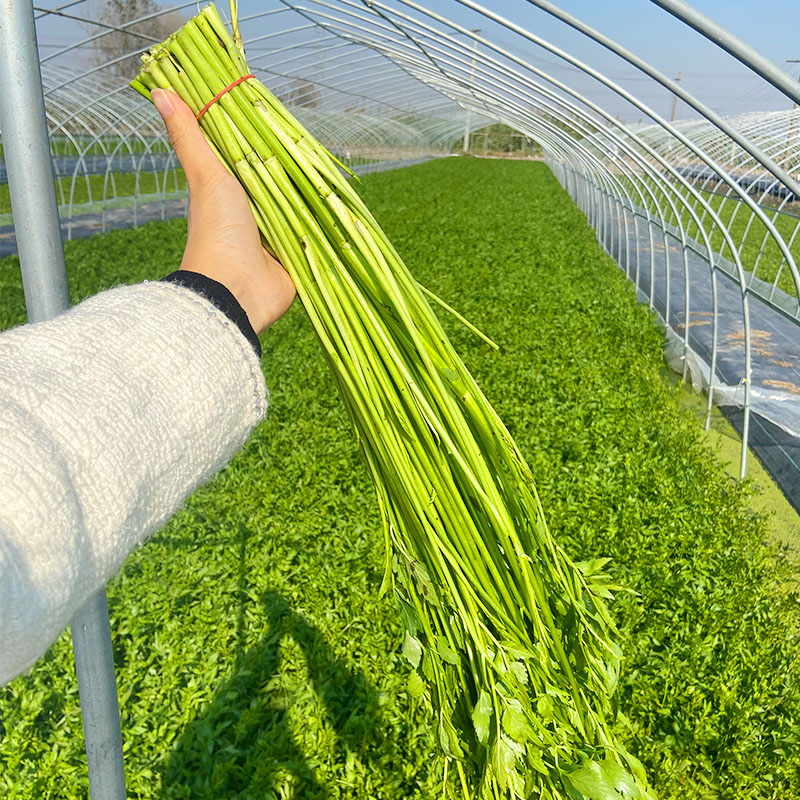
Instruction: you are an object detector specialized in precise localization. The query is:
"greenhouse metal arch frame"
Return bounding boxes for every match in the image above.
[2,0,800,795]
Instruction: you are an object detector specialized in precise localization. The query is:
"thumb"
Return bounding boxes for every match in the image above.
[152,88,224,186]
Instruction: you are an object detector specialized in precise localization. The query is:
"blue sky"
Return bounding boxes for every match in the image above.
[584,0,800,115]
[34,0,800,122]
[444,0,800,121]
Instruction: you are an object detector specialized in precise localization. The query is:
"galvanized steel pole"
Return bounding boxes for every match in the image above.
[0,0,68,317]
[0,1,126,797]
[71,593,127,799]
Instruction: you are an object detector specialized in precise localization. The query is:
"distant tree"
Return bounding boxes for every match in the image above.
[85,0,183,80]
[457,123,541,156]
[277,78,323,109]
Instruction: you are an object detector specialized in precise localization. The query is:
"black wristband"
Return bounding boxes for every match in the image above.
[161,270,261,358]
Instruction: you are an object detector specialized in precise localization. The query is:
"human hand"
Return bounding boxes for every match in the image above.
[151,88,295,335]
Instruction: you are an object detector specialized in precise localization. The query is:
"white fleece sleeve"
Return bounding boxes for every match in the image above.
[0,281,267,686]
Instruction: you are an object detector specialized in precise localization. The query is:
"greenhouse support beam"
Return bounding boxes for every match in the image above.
[0,0,69,319]
[0,1,127,798]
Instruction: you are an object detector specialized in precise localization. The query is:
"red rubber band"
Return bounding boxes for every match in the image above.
[196,74,255,119]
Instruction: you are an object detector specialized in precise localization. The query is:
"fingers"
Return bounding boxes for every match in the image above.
[152,89,226,188]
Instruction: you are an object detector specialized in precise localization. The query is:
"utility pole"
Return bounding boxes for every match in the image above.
[787,60,800,181]
[787,60,800,110]
[670,72,682,122]
[462,30,480,153]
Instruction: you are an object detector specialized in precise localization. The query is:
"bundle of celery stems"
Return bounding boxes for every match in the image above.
[132,5,652,798]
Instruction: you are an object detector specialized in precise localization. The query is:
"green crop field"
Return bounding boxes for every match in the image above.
[0,137,172,160]
[0,171,187,217]
[1,158,798,799]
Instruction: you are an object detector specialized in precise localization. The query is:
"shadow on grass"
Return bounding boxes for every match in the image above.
[160,526,409,799]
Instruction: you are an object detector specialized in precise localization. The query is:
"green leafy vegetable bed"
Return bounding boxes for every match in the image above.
[1,158,798,799]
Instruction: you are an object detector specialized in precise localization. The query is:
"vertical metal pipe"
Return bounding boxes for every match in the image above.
[706,268,720,430]
[670,71,682,121]
[71,593,127,799]
[622,206,632,279]
[601,188,611,252]
[661,220,671,325]
[0,0,68,319]
[0,2,126,798]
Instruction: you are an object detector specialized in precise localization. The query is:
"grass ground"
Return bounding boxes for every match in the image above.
[0,158,799,799]
[674,379,800,564]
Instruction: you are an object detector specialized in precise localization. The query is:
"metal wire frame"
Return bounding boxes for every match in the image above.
[3,1,800,795]
[0,1,489,253]
[620,111,800,314]
[314,0,763,470]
